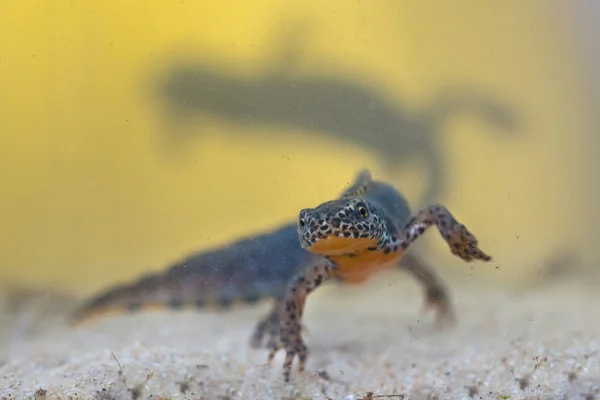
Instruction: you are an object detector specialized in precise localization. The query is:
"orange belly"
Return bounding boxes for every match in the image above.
[330,249,405,284]
[308,237,379,256]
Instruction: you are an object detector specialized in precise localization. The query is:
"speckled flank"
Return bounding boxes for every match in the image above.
[69,224,321,348]
[268,171,492,382]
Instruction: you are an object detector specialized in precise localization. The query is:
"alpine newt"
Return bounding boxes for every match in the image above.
[264,169,492,382]
[70,170,479,367]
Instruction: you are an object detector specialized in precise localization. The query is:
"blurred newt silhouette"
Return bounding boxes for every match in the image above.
[153,25,519,203]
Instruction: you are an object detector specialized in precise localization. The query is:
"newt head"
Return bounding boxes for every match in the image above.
[297,198,388,256]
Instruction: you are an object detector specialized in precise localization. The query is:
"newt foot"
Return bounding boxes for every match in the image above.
[267,260,335,382]
[267,319,308,383]
[423,285,457,329]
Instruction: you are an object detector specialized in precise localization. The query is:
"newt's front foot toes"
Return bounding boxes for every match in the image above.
[446,223,492,262]
[282,334,308,383]
[267,327,307,383]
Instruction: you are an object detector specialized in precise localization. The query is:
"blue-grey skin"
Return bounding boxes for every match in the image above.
[264,170,492,382]
[70,170,456,350]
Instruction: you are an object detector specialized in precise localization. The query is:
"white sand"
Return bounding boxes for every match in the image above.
[1,274,599,400]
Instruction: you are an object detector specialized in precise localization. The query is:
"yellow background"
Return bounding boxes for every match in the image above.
[0,0,596,296]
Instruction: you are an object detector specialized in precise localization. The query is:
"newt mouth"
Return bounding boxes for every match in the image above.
[305,236,378,256]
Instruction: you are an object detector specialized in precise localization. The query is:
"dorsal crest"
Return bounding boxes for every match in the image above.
[340,169,372,200]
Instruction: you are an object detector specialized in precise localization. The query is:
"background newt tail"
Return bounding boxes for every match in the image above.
[69,224,319,325]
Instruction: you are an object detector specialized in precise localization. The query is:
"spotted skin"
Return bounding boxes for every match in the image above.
[267,170,492,382]
[69,223,321,349]
[70,170,471,363]
[267,259,334,376]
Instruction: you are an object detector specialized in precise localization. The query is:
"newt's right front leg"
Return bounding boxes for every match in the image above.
[401,204,492,263]
[266,259,336,383]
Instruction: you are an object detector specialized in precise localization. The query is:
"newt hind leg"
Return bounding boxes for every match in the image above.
[400,204,492,263]
[398,252,456,329]
[250,301,283,349]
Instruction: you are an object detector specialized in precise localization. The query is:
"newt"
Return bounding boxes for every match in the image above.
[265,169,492,382]
[69,169,469,356]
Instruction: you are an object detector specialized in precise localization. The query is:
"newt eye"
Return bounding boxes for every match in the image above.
[299,217,306,227]
[356,203,369,218]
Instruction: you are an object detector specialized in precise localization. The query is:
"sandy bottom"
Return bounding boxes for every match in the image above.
[1,274,599,400]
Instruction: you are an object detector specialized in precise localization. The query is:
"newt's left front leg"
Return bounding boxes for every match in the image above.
[266,259,337,383]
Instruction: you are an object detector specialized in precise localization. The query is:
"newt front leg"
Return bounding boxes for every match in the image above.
[271,201,491,382]
[401,204,492,262]
[266,260,337,382]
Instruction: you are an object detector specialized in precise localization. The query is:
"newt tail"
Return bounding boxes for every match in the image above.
[69,224,318,326]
